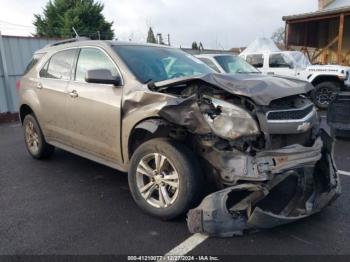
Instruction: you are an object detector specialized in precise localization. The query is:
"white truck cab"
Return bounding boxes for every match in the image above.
[240,51,350,109]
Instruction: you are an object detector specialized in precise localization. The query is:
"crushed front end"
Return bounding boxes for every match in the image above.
[152,74,341,236]
[187,129,340,237]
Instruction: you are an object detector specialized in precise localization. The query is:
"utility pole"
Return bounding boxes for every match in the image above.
[167,34,171,46]
[97,31,100,40]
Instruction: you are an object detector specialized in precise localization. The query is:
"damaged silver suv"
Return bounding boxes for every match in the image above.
[19,39,340,236]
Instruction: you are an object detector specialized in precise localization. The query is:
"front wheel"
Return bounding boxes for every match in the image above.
[128,138,202,220]
[312,82,339,110]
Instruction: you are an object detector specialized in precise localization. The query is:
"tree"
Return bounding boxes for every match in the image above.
[34,0,114,39]
[199,42,204,50]
[147,27,156,43]
[157,33,166,45]
[192,41,199,50]
[271,27,286,49]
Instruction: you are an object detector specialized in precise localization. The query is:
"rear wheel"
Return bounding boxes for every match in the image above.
[313,82,339,109]
[128,138,202,220]
[23,114,54,159]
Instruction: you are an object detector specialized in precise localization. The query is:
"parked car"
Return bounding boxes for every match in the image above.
[240,50,350,109]
[19,39,340,236]
[196,54,260,74]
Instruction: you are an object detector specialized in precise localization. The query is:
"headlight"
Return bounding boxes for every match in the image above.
[202,97,260,140]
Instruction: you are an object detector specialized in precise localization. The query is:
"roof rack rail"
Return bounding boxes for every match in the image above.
[45,37,91,48]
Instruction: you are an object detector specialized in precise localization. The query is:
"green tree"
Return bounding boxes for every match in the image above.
[34,0,114,39]
[147,27,156,43]
[192,41,199,50]
[157,33,165,45]
[199,42,204,50]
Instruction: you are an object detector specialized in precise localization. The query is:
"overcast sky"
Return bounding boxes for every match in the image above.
[0,0,317,49]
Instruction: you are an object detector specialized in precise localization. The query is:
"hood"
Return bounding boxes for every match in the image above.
[152,73,314,106]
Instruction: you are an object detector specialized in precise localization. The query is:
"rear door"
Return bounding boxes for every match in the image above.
[66,47,123,164]
[37,49,78,143]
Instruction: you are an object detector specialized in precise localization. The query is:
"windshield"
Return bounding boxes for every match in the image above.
[113,45,213,83]
[214,55,260,74]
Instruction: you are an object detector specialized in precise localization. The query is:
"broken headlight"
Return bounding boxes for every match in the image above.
[202,97,260,140]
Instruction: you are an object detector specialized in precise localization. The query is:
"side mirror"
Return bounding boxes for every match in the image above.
[85,69,121,86]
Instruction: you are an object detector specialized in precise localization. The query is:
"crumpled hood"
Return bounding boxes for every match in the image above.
[152,73,314,105]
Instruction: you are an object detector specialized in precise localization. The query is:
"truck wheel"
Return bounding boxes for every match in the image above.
[313,82,339,110]
[23,114,54,159]
[128,138,202,220]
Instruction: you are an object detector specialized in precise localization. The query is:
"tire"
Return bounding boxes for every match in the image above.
[312,82,339,110]
[23,114,54,159]
[128,138,202,220]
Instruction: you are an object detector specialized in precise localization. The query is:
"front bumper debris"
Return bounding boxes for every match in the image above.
[187,130,341,237]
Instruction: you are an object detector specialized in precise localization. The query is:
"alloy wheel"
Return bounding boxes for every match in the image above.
[25,120,40,155]
[316,87,335,106]
[136,153,180,209]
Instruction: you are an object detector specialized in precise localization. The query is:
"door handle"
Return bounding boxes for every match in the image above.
[68,90,78,98]
[267,72,275,75]
[37,82,43,89]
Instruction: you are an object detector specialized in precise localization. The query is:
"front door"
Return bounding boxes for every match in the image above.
[268,53,297,77]
[66,47,123,165]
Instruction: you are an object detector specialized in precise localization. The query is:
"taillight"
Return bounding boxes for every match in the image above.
[16,80,21,91]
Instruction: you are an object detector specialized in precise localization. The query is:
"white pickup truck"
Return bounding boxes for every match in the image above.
[240,51,350,109]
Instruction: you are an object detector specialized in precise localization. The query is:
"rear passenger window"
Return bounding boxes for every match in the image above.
[39,49,76,80]
[75,48,119,82]
[246,54,264,68]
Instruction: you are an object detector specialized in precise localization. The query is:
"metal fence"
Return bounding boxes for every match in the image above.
[0,34,59,113]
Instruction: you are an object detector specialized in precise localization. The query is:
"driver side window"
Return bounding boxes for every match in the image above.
[269,54,293,68]
[75,48,119,82]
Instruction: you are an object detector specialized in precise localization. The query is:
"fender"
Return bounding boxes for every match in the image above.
[18,88,42,123]
[126,118,172,162]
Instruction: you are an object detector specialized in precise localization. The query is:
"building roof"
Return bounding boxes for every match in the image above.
[283,5,350,22]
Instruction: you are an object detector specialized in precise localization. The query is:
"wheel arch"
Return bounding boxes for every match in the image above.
[19,104,34,124]
[311,75,343,87]
[127,118,175,160]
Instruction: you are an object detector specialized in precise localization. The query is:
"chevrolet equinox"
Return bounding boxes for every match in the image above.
[19,39,340,236]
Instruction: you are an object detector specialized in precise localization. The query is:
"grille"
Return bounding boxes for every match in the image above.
[267,105,314,121]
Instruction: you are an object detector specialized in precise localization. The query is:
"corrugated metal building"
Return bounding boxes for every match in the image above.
[0,35,58,116]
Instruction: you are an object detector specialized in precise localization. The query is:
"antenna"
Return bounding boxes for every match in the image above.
[72,27,79,38]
